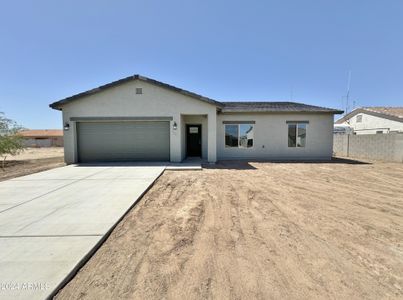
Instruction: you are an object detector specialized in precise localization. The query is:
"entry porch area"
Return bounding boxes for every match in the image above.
[179,114,216,163]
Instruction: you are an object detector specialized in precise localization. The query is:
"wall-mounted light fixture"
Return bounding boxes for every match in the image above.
[172,121,177,130]
[64,123,70,131]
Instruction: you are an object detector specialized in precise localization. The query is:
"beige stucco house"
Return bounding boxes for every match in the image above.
[50,75,343,164]
[335,107,403,135]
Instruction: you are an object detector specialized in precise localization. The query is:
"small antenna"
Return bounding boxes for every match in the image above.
[345,70,351,115]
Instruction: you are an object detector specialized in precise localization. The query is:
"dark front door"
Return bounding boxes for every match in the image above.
[186,124,201,157]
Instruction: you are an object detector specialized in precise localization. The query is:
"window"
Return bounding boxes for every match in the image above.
[376,130,383,134]
[225,125,238,147]
[297,124,306,147]
[239,124,254,147]
[135,88,143,94]
[288,124,296,147]
[356,115,362,123]
[288,123,306,147]
[225,124,254,148]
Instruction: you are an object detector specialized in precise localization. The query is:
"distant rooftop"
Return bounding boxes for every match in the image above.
[361,107,403,119]
[19,130,63,137]
[336,106,403,124]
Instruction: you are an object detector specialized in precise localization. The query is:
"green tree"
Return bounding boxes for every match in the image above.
[0,112,25,170]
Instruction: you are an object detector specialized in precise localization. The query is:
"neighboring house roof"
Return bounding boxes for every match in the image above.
[49,74,343,114]
[221,101,343,113]
[19,130,63,138]
[335,107,403,124]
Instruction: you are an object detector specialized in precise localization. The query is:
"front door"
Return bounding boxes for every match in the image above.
[186,124,201,157]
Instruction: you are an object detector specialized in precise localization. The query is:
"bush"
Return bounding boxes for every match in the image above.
[0,112,25,169]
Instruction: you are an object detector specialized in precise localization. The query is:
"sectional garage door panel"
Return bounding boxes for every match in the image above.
[77,122,170,162]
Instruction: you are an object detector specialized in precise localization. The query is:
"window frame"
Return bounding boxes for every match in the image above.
[224,123,254,149]
[287,122,307,148]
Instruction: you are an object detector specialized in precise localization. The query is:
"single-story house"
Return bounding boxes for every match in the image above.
[18,129,63,147]
[49,75,343,164]
[335,107,403,135]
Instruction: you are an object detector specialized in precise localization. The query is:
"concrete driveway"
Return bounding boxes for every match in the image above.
[0,165,165,300]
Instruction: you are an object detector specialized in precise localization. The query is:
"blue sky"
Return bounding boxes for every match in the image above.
[0,0,402,129]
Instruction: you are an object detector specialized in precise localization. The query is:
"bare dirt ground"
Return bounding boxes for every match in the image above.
[0,147,64,181]
[55,160,403,300]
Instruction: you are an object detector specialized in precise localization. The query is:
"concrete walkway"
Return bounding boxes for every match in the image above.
[0,165,165,300]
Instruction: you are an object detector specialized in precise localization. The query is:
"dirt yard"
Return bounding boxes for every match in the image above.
[0,147,64,181]
[55,160,403,300]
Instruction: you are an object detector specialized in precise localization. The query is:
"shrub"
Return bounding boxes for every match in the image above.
[0,112,24,170]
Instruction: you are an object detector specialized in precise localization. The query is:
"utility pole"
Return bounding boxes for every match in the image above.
[345,70,351,115]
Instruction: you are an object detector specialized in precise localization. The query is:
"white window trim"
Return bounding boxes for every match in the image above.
[288,123,307,148]
[224,124,254,149]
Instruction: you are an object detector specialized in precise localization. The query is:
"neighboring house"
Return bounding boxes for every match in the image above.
[335,107,403,135]
[19,130,63,147]
[49,75,342,164]
[333,124,354,134]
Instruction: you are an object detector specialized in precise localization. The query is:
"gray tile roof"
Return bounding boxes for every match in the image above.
[221,101,343,114]
[49,74,343,114]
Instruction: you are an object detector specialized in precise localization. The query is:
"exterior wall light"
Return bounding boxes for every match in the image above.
[64,123,70,131]
[172,121,177,130]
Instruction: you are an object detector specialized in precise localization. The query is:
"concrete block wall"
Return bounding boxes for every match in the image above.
[333,133,403,162]
[333,134,347,155]
[22,137,63,147]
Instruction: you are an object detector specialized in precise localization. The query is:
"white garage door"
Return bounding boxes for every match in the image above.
[77,121,170,162]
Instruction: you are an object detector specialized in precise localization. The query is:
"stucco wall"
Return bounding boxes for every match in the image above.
[333,133,403,162]
[341,113,403,134]
[217,113,334,160]
[60,80,217,163]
